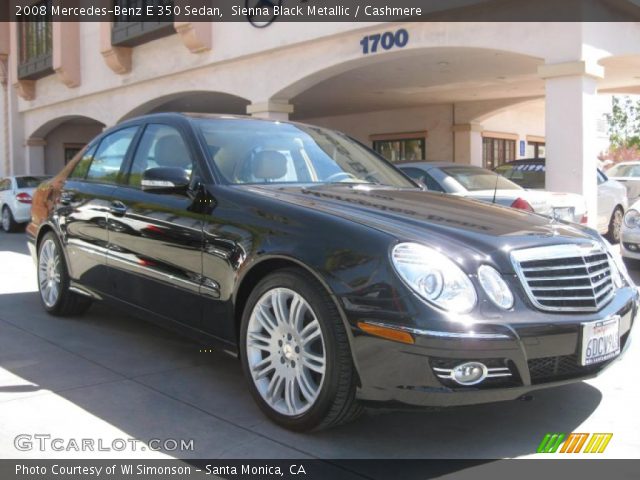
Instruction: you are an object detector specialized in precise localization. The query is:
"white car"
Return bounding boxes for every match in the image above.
[496,159,628,242]
[0,175,51,232]
[621,201,640,260]
[606,161,640,204]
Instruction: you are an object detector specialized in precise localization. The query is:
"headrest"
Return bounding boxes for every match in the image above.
[154,135,190,169]
[251,150,288,180]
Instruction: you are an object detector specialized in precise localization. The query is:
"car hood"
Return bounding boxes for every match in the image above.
[242,184,601,272]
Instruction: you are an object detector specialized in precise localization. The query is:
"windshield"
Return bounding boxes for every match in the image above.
[494,163,545,189]
[441,166,522,192]
[16,176,50,188]
[608,163,640,177]
[195,118,416,188]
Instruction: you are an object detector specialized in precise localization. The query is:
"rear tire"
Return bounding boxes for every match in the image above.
[239,268,362,431]
[1,206,18,233]
[37,232,92,316]
[607,206,624,244]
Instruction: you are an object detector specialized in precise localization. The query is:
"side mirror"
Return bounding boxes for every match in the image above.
[141,167,190,194]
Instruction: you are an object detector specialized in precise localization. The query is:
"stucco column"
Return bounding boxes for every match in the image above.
[452,123,483,166]
[247,101,294,121]
[0,32,8,177]
[25,138,46,174]
[539,61,603,227]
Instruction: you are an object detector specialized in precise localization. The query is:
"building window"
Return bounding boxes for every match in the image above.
[17,0,53,80]
[482,136,516,170]
[64,144,86,165]
[371,132,427,163]
[526,141,546,159]
[111,0,176,47]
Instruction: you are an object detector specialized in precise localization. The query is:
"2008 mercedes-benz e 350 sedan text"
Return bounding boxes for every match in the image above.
[27,113,636,431]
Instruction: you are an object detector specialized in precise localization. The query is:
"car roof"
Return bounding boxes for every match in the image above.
[116,112,327,131]
[611,161,640,166]
[4,175,51,179]
[500,158,545,166]
[397,161,485,170]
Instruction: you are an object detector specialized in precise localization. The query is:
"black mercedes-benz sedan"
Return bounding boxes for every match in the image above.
[27,113,636,431]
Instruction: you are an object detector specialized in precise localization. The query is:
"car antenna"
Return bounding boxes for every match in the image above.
[491,167,499,204]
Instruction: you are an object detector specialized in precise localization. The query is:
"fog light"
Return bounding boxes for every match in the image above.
[452,362,488,385]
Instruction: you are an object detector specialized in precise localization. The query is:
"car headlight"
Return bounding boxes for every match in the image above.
[391,243,477,314]
[477,265,514,309]
[624,209,640,229]
[603,238,633,288]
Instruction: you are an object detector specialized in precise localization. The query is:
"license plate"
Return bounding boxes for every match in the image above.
[580,316,620,366]
[553,207,575,222]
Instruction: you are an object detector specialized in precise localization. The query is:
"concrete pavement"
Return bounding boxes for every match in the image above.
[0,230,638,461]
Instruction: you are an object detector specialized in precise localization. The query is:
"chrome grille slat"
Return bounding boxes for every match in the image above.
[527,273,596,281]
[536,295,600,301]
[531,285,598,291]
[511,243,615,313]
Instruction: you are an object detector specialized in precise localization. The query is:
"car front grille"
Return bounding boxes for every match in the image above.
[528,354,611,384]
[527,331,628,384]
[511,243,615,312]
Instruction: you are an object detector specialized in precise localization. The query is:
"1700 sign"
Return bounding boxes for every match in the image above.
[360,29,409,55]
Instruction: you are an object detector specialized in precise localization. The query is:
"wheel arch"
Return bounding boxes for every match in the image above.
[34,222,73,275]
[233,255,362,385]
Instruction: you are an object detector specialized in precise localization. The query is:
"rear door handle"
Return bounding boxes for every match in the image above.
[109,201,128,216]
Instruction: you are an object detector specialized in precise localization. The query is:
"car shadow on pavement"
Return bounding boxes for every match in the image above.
[0,289,604,462]
[0,231,29,254]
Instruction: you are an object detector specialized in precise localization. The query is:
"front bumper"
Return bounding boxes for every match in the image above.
[621,226,640,259]
[349,287,637,408]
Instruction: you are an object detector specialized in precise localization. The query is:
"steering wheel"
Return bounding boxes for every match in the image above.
[325,171,358,183]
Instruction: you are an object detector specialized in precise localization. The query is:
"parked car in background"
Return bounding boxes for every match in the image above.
[0,175,51,232]
[621,199,640,262]
[496,158,627,242]
[26,113,636,431]
[606,161,640,204]
[398,162,553,216]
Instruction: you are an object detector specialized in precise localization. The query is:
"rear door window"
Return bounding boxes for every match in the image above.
[86,127,139,184]
[15,176,50,188]
[401,167,444,192]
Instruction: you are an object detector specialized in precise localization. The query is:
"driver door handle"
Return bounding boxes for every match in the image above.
[109,201,128,217]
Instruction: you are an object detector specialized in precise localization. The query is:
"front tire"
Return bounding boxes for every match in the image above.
[240,268,361,431]
[37,232,92,316]
[607,206,624,243]
[1,206,18,233]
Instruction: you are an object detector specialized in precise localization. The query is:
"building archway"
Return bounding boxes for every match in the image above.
[118,91,250,123]
[28,115,105,175]
[270,46,544,165]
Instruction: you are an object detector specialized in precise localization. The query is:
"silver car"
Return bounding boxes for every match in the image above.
[399,162,552,216]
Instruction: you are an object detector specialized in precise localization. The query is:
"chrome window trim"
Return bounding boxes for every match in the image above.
[510,242,615,313]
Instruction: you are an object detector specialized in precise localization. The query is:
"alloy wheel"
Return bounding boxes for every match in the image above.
[1,208,9,232]
[246,287,326,416]
[38,239,62,308]
[612,209,623,242]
